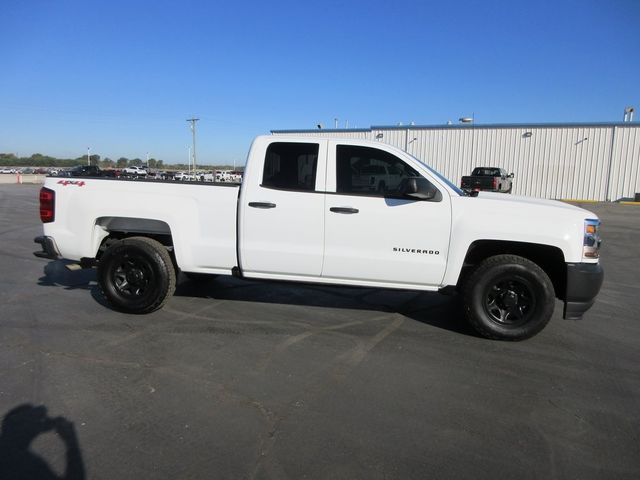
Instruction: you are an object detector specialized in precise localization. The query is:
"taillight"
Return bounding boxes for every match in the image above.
[39,187,55,223]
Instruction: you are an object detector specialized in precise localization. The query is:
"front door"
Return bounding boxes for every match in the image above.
[322,143,451,288]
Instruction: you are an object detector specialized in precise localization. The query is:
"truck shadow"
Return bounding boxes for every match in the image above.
[175,275,477,337]
[35,261,476,337]
[37,260,97,291]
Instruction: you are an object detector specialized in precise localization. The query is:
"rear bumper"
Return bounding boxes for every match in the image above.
[33,236,61,260]
[563,262,604,320]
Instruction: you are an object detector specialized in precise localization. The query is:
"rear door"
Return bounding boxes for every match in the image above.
[239,140,327,278]
[322,142,451,288]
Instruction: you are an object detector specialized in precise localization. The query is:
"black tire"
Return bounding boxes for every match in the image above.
[506,185,512,194]
[98,236,176,314]
[462,254,555,340]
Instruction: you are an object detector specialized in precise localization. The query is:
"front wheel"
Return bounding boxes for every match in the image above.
[462,254,555,340]
[98,237,176,314]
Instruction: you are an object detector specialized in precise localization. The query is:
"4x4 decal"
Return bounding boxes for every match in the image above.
[57,180,86,187]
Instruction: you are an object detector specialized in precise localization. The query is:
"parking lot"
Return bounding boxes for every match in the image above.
[0,183,638,479]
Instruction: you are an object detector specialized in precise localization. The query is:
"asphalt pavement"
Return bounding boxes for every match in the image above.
[0,184,638,479]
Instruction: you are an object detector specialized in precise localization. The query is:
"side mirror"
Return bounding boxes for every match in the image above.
[509,172,514,178]
[399,177,442,201]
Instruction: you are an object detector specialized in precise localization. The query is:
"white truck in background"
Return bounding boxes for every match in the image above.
[35,136,603,340]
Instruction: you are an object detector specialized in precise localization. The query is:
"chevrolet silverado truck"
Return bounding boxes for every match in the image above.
[461,167,514,193]
[34,136,603,340]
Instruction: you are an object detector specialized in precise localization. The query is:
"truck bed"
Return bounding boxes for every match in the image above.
[42,176,241,274]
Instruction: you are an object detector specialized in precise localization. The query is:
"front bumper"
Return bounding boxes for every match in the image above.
[33,236,61,260]
[563,262,604,320]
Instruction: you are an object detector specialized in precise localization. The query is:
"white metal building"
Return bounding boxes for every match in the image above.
[272,122,640,201]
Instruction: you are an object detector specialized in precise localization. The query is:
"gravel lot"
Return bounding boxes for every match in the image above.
[1,184,638,479]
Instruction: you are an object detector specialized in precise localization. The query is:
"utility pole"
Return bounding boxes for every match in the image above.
[87,147,90,166]
[186,118,199,171]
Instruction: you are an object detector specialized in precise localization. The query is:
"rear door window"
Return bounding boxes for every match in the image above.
[262,142,319,191]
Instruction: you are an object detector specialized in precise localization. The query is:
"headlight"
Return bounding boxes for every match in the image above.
[583,219,601,259]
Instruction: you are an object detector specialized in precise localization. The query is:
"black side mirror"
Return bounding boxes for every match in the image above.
[399,177,441,201]
[509,172,514,178]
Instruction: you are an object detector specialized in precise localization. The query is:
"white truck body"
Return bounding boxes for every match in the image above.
[36,135,603,339]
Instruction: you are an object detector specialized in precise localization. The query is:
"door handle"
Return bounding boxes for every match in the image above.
[330,207,359,214]
[249,202,276,209]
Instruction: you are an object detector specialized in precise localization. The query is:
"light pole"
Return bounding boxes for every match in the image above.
[87,147,90,166]
[186,118,199,172]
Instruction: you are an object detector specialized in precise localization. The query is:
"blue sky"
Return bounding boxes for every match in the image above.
[1,0,638,165]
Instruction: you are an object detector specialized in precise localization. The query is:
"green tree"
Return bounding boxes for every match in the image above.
[101,157,115,168]
[148,158,157,169]
[116,157,129,168]
[130,158,143,167]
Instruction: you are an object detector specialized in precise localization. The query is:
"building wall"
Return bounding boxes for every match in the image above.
[273,123,640,201]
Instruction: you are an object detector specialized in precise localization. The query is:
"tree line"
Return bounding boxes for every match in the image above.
[0,152,242,171]
[0,152,165,169]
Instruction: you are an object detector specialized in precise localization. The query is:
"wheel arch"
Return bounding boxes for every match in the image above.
[458,240,567,300]
[94,216,175,261]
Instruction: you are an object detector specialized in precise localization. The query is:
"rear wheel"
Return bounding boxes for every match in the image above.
[462,254,555,340]
[98,237,176,313]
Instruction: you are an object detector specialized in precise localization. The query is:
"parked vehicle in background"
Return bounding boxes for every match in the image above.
[173,171,196,181]
[0,168,16,174]
[121,166,148,178]
[351,163,405,193]
[461,167,514,193]
[199,171,215,182]
[34,135,603,341]
[58,165,103,177]
[216,170,243,183]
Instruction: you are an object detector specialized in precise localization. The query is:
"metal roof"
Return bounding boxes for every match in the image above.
[272,121,639,134]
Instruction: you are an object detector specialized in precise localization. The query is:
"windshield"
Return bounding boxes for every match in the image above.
[410,154,464,196]
[472,167,500,176]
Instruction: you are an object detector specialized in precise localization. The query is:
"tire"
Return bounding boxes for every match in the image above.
[506,185,512,194]
[462,254,555,340]
[98,236,176,314]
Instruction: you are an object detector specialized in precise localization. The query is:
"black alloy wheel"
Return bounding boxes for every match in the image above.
[98,236,176,314]
[483,277,536,327]
[463,254,555,340]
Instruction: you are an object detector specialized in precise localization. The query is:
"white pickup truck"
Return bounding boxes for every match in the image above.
[35,136,603,340]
